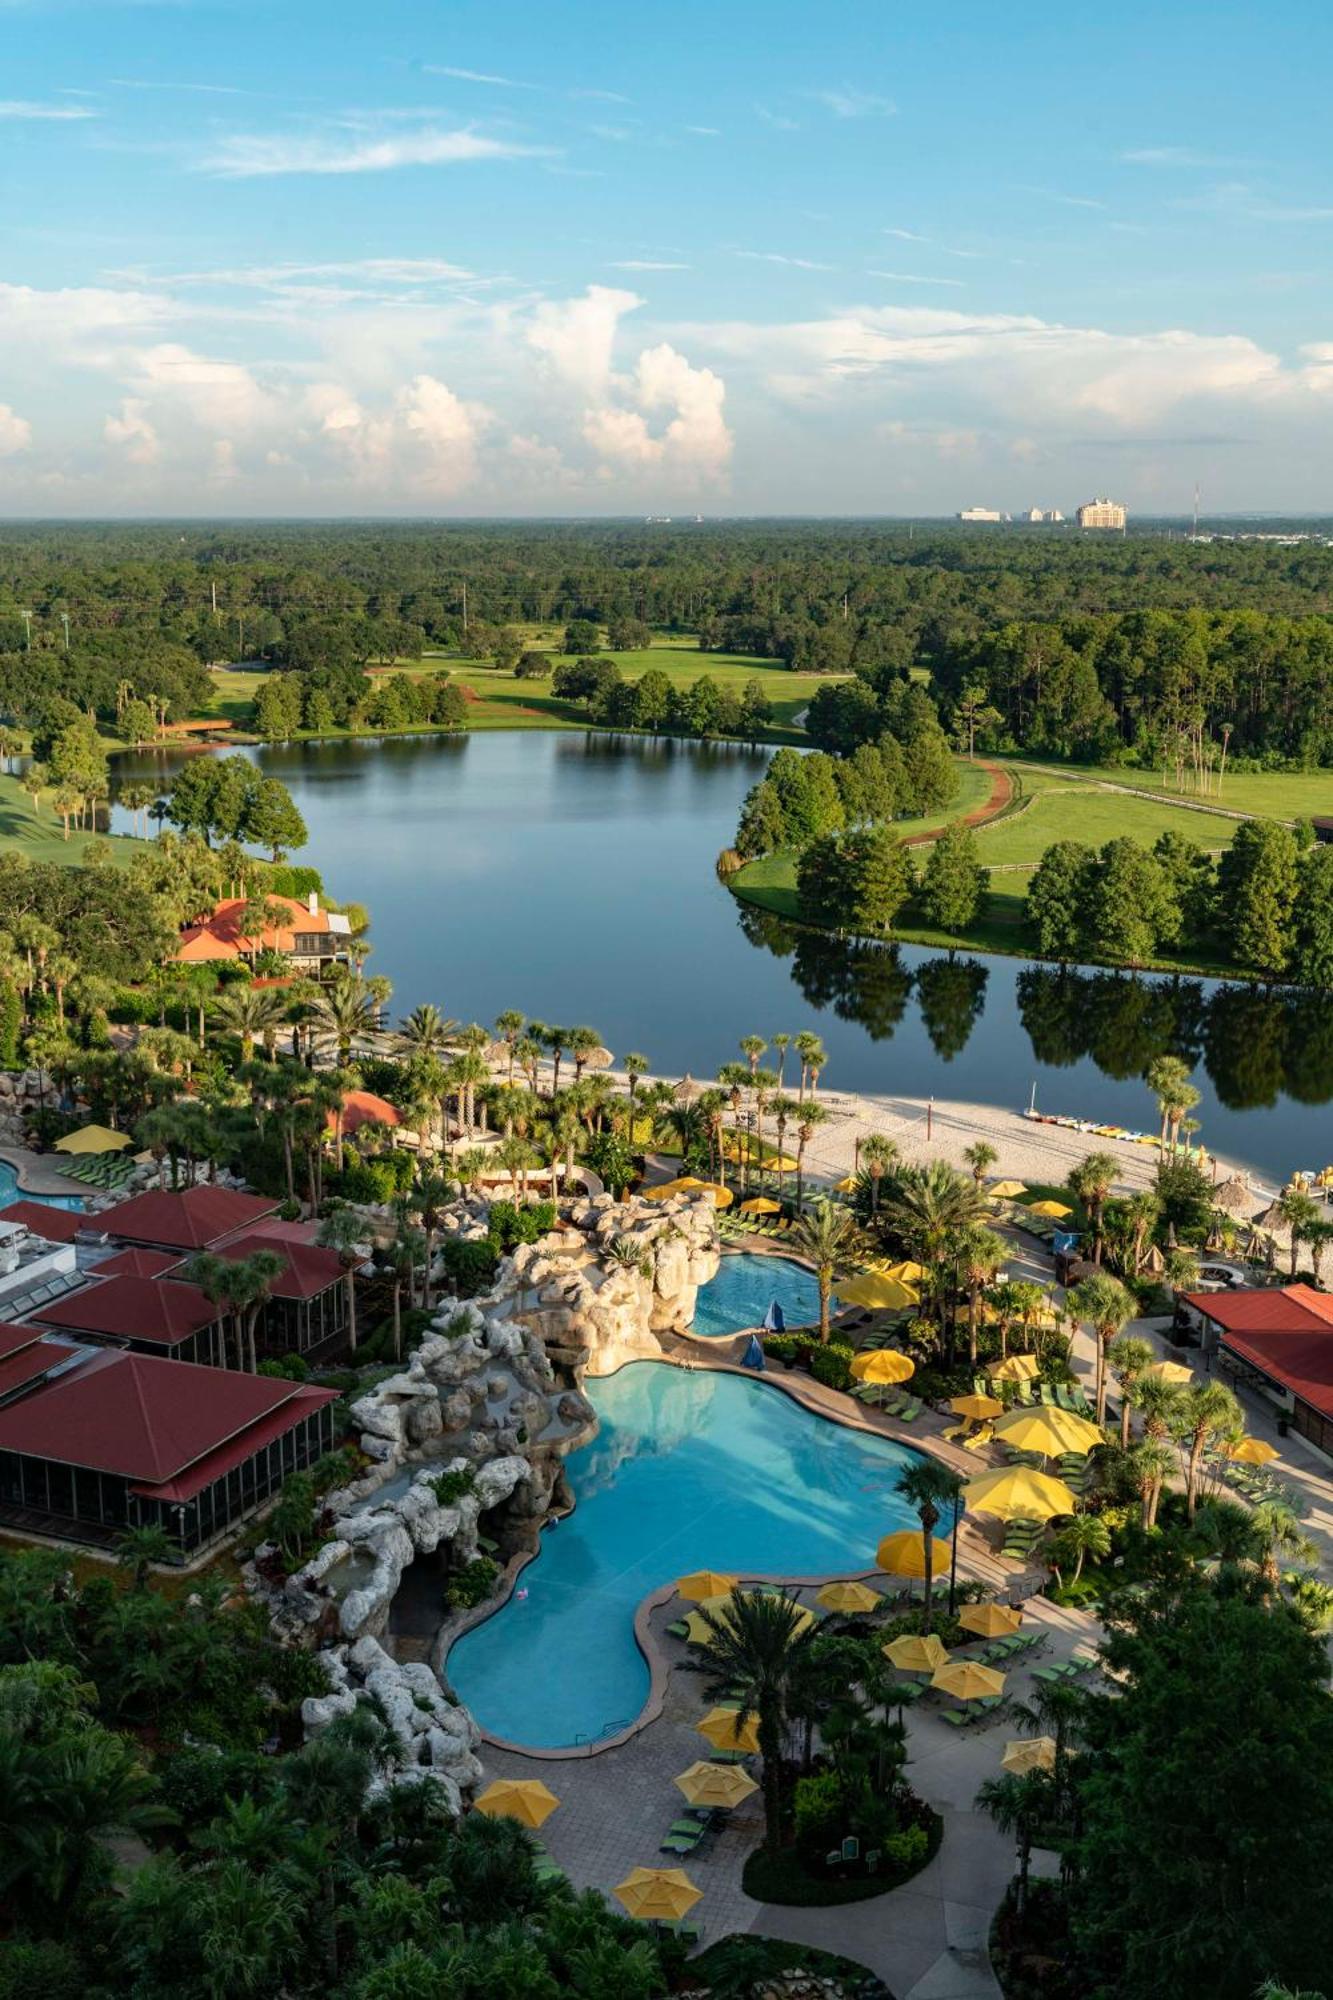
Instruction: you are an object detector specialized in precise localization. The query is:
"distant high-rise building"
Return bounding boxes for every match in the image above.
[1076,497,1127,530]
[1018,507,1065,523]
[958,506,1005,522]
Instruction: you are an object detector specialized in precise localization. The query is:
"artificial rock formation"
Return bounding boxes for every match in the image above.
[302,1633,483,1816]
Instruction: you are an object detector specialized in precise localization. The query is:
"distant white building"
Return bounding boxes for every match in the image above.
[1076,497,1127,530]
[958,506,1005,523]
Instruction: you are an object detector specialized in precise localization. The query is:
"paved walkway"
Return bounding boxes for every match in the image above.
[479,1576,1099,1997]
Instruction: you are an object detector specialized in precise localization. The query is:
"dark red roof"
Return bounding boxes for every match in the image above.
[0,1334,84,1400]
[0,1200,83,1243]
[133,1384,334,1502]
[0,1349,330,1484]
[97,1247,179,1279]
[200,1229,343,1301]
[0,1322,43,1362]
[1220,1324,1333,1421]
[31,1275,222,1348]
[1181,1284,1333,1336]
[101,1186,280,1251]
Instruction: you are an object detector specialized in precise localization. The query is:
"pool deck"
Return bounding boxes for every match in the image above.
[0,1142,87,1198]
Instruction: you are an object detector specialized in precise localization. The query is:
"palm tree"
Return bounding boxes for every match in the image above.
[788,1200,861,1341]
[495,1134,538,1202]
[694,1589,816,1854]
[1276,1187,1321,1277]
[568,1024,604,1082]
[383,1220,426,1361]
[1068,1149,1118,1264]
[963,1139,998,1187]
[1249,1499,1319,1598]
[794,1100,828,1211]
[542,1024,570,1097]
[1128,1436,1176,1529]
[115,1522,176,1587]
[880,1160,988,1352]
[1145,1053,1198,1156]
[214,983,289,1062]
[771,1032,791,1090]
[409,1170,452,1309]
[316,1206,366,1354]
[1066,1271,1136,1426]
[1172,1380,1242,1520]
[622,1052,649,1146]
[1047,1512,1110,1587]
[494,1008,525,1083]
[959,1223,1006,1367]
[895,1459,965,1618]
[794,1030,823,1104]
[397,1002,459,1059]
[860,1132,898,1217]
[767,1094,798,1205]
[1304,1218,1333,1287]
[303,976,378,1065]
[739,1033,767,1079]
[1106,1333,1155,1448]
[975,1770,1054,1917]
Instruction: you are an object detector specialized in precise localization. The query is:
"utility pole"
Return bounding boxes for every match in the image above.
[461,580,468,635]
[237,614,245,657]
[211,579,218,618]
[61,613,70,651]
[20,610,31,652]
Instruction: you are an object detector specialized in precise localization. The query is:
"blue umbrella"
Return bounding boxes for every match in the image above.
[762,1299,786,1334]
[741,1333,765,1370]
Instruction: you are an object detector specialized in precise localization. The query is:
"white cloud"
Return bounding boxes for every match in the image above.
[165,257,478,288]
[685,126,720,137]
[527,284,640,395]
[868,271,966,288]
[1121,146,1237,168]
[735,251,834,271]
[884,227,929,242]
[0,405,31,456]
[104,396,157,463]
[610,260,690,271]
[584,342,731,479]
[813,86,895,119]
[424,65,537,89]
[0,99,96,120]
[203,125,550,178]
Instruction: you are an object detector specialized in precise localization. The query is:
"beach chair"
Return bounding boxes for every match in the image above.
[665,1619,690,1640]
[1038,1382,1058,1406]
[938,1706,970,1728]
[942,1422,970,1443]
[963,1424,994,1453]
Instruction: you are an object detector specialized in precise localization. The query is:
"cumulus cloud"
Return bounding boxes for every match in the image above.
[584,342,731,479]
[527,284,639,396]
[0,405,31,456]
[104,397,157,464]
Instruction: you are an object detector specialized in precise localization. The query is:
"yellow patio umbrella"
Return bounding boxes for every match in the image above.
[850,1347,916,1385]
[959,1601,1023,1639]
[1003,1736,1056,1775]
[673,1760,759,1809]
[837,1272,920,1311]
[817,1580,883,1615]
[931,1659,1006,1701]
[1028,1199,1072,1219]
[1142,1359,1193,1385]
[54,1123,132,1155]
[677,1569,739,1601]
[642,1178,689,1200]
[613,1868,702,1921]
[950,1391,1005,1421]
[684,1605,736,1645]
[697,1706,760,1753]
[876,1529,953,1579]
[474,1779,560,1828]
[962,1464,1078,1522]
[990,1353,1040,1384]
[990,1179,1028,1199]
[1225,1436,1280,1466]
[880,1259,928,1284]
[738,1196,782,1216]
[834,1173,860,1193]
[992,1406,1104,1456]
[883,1631,949,1673]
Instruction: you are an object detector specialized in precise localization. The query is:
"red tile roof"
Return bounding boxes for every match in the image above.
[0,1349,330,1485]
[1184,1285,1333,1422]
[102,1186,279,1251]
[133,1384,335,1502]
[197,1229,343,1301]
[332,1089,402,1138]
[97,1247,180,1279]
[0,1201,83,1243]
[1180,1284,1333,1335]
[0,1334,84,1400]
[175,894,344,964]
[31,1274,223,1348]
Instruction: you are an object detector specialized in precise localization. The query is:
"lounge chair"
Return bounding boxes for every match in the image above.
[665,1619,690,1640]
[1038,1383,1058,1406]
[963,1425,994,1453]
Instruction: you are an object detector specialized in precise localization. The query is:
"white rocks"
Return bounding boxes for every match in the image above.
[303,1639,481,1813]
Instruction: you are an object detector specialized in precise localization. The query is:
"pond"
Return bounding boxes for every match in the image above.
[443,1360,924,1747]
[110,729,1333,1180]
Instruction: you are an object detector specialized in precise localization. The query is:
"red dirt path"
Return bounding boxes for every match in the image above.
[901,758,1012,846]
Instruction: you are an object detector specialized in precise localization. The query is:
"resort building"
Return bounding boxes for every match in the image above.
[0,1333,336,1553]
[174,890,352,972]
[97,1184,281,1253]
[1076,497,1127,530]
[181,1221,350,1359]
[958,506,1005,522]
[29,1271,230,1368]
[1177,1283,1333,1456]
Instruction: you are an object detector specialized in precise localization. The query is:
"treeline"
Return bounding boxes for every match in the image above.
[797,821,988,937]
[735,689,957,857]
[251,665,466,738]
[1028,821,1333,985]
[0,639,213,736]
[551,657,774,739]
[930,608,1333,765]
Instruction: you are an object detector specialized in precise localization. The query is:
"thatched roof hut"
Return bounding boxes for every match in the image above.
[1214,1175,1257,1218]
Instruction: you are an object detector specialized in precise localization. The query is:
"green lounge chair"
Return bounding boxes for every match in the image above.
[666,1619,690,1640]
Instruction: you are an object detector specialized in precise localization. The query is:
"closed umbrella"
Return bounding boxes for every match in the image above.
[993,1407,1104,1456]
[950,1391,1005,1422]
[474,1779,560,1828]
[817,1580,883,1615]
[613,1868,702,1921]
[883,1632,949,1673]
[962,1465,1078,1522]
[876,1529,953,1578]
[696,1706,760,1753]
[850,1347,915,1385]
[838,1273,919,1311]
[1225,1436,1280,1466]
[931,1660,1006,1701]
[676,1569,738,1601]
[959,1601,1023,1639]
[1003,1736,1056,1775]
[990,1353,1040,1384]
[673,1761,759,1809]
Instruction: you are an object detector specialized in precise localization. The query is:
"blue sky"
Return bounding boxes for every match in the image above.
[2,0,1331,515]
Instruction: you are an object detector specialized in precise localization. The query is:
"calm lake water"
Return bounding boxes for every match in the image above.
[111,731,1333,1181]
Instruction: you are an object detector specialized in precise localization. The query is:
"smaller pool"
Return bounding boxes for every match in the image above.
[0,1160,83,1212]
[690,1251,830,1339]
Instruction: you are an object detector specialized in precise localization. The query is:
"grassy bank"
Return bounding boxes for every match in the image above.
[976,763,1245,867]
[0,773,135,866]
[1009,756,1333,822]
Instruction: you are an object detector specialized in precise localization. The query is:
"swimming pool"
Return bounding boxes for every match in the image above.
[689,1251,830,1339]
[444,1361,923,1748]
[0,1160,82,1211]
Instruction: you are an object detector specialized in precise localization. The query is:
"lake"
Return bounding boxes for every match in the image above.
[111,730,1333,1181]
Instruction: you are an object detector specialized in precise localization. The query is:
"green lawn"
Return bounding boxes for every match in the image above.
[1009,757,1330,824]
[977,769,1245,867]
[0,773,135,866]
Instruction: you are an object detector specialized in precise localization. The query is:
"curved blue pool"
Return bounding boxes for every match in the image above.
[445,1361,923,1748]
[0,1161,82,1211]
[690,1251,830,1339]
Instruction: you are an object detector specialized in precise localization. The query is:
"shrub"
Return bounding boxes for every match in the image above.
[440,1237,499,1297]
[267,863,323,900]
[444,1555,499,1609]
[792,1769,842,1852]
[430,1466,476,1505]
[809,1342,855,1391]
[258,1354,309,1381]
